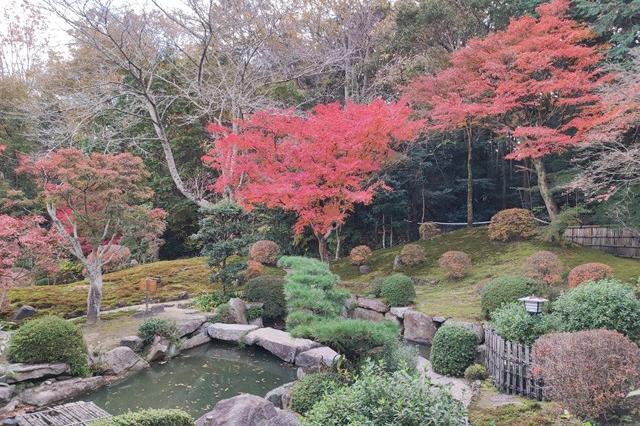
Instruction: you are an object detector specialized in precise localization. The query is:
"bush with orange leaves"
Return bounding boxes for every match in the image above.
[249,240,280,266]
[244,260,265,281]
[349,245,372,266]
[438,251,471,279]
[567,262,613,287]
[524,251,563,285]
[488,208,538,242]
[399,243,425,266]
[532,329,640,421]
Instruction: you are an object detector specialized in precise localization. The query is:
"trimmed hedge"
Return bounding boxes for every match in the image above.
[94,409,194,426]
[480,275,538,319]
[289,372,342,414]
[380,273,416,306]
[7,316,89,376]
[488,208,537,242]
[244,275,286,320]
[399,244,426,266]
[567,262,613,288]
[430,325,477,377]
[491,302,558,345]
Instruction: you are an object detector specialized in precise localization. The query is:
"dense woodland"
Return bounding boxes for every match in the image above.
[0,0,638,262]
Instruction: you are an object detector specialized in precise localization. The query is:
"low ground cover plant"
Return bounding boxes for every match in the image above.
[567,262,612,287]
[532,329,640,421]
[438,251,471,279]
[480,275,538,319]
[430,324,476,377]
[137,318,179,345]
[463,363,487,382]
[488,208,538,242]
[95,409,194,426]
[244,275,286,321]
[7,315,89,376]
[379,273,416,306]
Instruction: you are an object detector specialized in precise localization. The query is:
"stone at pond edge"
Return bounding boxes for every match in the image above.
[145,336,179,362]
[181,329,212,350]
[355,296,388,313]
[119,336,144,352]
[295,346,339,371]
[403,310,436,344]
[2,363,69,384]
[12,305,36,321]
[243,328,320,363]
[265,381,295,409]
[18,376,106,407]
[176,317,208,337]
[228,298,248,324]
[196,393,300,426]
[100,346,149,376]
[208,323,259,343]
[351,307,385,322]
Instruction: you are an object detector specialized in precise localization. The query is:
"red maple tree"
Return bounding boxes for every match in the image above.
[204,100,422,261]
[407,0,608,219]
[20,148,166,324]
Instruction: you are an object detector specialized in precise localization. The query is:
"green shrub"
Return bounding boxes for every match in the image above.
[304,361,466,425]
[291,319,399,361]
[380,274,416,306]
[246,306,263,321]
[289,372,343,414]
[137,318,179,346]
[464,364,487,381]
[430,325,477,377]
[7,316,89,376]
[552,279,640,340]
[244,275,286,320]
[212,260,248,290]
[376,341,419,373]
[370,277,385,297]
[95,409,194,426]
[212,303,234,323]
[285,310,317,329]
[491,303,557,345]
[192,291,228,312]
[480,275,538,319]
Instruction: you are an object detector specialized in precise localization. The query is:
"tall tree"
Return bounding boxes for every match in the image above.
[19,148,166,324]
[203,100,421,261]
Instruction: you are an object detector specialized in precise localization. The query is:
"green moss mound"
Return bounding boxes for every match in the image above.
[380,273,416,306]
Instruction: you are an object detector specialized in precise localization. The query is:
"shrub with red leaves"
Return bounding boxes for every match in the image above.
[350,245,372,266]
[524,251,563,285]
[532,329,640,421]
[245,260,265,281]
[399,244,425,266]
[488,209,538,242]
[567,262,613,287]
[438,251,471,279]
[249,240,280,266]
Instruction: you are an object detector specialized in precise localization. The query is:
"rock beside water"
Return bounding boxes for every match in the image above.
[196,393,300,426]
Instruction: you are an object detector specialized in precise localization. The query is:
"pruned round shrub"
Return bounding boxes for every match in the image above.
[419,222,441,240]
[244,260,265,281]
[95,408,193,426]
[488,208,537,242]
[244,275,286,321]
[430,325,477,377]
[464,364,487,382]
[567,262,613,288]
[480,275,538,319]
[491,302,558,345]
[137,318,179,346]
[289,372,342,414]
[399,243,425,266]
[249,240,280,265]
[552,279,640,340]
[304,361,466,425]
[524,251,563,285]
[349,245,372,266]
[438,251,471,279]
[532,329,640,421]
[7,316,89,376]
[380,273,416,306]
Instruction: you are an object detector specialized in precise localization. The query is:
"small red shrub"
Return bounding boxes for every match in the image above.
[567,262,613,288]
[244,260,265,281]
[399,243,426,266]
[524,251,563,285]
[488,208,538,242]
[438,251,471,279]
[532,329,640,421]
[350,245,372,266]
[249,240,280,266]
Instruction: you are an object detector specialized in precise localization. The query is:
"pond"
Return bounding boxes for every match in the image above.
[80,342,297,417]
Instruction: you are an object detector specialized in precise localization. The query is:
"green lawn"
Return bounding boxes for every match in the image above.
[332,228,640,321]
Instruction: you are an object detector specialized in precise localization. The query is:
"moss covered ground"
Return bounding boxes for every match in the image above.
[331,227,640,321]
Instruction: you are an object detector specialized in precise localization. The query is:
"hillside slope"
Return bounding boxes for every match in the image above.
[331,228,640,321]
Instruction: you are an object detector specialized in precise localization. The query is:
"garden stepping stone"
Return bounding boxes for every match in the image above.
[243,327,320,363]
[207,323,259,342]
[356,296,388,313]
[2,363,69,384]
[403,310,436,344]
[295,346,339,371]
[419,357,475,408]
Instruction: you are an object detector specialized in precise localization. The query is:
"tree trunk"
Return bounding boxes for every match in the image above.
[466,127,474,227]
[317,235,329,263]
[532,158,559,220]
[85,263,103,325]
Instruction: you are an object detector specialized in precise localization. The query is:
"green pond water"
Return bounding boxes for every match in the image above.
[81,342,297,417]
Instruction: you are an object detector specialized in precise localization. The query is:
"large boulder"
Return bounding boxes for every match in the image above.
[100,346,149,376]
[444,319,484,343]
[208,323,259,343]
[19,376,106,407]
[403,310,436,344]
[196,394,299,426]
[356,297,388,313]
[2,363,68,384]
[264,382,295,409]
[228,298,248,324]
[243,328,320,363]
[12,305,37,321]
[120,336,144,352]
[177,317,208,337]
[181,328,211,350]
[0,384,15,403]
[145,336,179,362]
[351,307,385,322]
[389,306,411,319]
[295,346,339,371]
